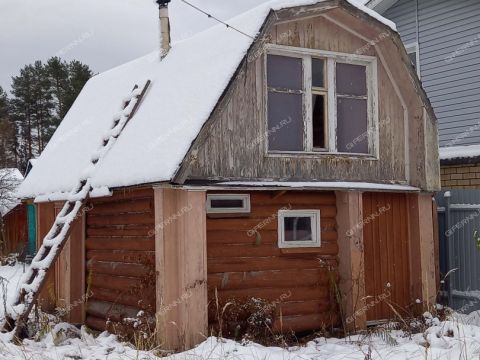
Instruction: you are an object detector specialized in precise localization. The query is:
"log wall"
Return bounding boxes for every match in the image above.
[2,204,27,255]
[85,188,156,331]
[207,191,339,333]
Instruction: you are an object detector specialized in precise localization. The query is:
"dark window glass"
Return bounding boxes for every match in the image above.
[267,92,303,151]
[312,94,326,149]
[336,63,367,96]
[210,199,244,209]
[312,58,325,88]
[408,52,417,70]
[337,98,368,154]
[284,216,313,242]
[267,55,303,90]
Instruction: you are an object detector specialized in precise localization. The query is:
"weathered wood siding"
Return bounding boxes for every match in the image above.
[85,188,156,331]
[184,6,439,191]
[207,191,339,332]
[362,192,411,321]
[2,205,27,255]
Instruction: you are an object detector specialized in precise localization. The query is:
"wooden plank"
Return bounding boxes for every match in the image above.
[207,218,336,231]
[85,315,108,331]
[273,313,339,333]
[208,269,330,289]
[87,260,152,278]
[86,237,155,251]
[86,250,155,264]
[211,286,330,303]
[90,188,154,204]
[208,256,336,273]
[207,229,337,244]
[90,273,145,291]
[88,199,153,216]
[90,287,155,309]
[86,300,140,322]
[87,226,153,237]
[207,242,338,258]
[87,213,154,226]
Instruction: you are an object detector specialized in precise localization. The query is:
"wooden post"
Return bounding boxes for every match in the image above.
[154,188,207,351]
[335,191,366,332]
[408,193,437,310]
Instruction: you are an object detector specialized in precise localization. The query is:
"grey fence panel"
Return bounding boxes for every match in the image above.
[437,190,480,311]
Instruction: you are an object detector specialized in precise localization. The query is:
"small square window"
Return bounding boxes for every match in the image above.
[207,194,251,214]
[278,210,321,248]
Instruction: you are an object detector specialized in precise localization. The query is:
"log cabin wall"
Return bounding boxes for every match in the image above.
[2,204,27,255]
[183,5,439,191]
[207,190,339,333]
[85,187,156,331]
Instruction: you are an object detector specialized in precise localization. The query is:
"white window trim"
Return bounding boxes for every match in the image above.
[405,42,420,78]
[264,44,379,159]
[206,194,251,214]
[278,209,321,248]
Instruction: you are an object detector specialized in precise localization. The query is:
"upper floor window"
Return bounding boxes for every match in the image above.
[266,45,378,156]
[405,43,420,77]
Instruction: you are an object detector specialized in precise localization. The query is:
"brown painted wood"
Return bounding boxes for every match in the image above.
[207,190,339,334]
[86,237,155,251]
[85,188,155,331]
[363,192,411,321]
[2,204,27,254]
[86,250,155,264]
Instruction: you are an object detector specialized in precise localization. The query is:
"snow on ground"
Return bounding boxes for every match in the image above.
[0,263,27,320]
[2,264,480,359]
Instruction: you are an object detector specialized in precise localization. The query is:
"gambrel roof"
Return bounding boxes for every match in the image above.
[18,0,401,200]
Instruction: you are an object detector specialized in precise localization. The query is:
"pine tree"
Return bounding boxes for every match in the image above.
[0,88,17,168]
[8,58,93,170]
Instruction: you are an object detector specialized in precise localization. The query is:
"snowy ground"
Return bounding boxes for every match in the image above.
[2,264,480,359]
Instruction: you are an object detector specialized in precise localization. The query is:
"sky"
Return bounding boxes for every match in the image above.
[0,0,270,93]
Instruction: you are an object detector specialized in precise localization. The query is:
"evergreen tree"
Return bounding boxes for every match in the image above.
[0,88,17,168]
[7,58,93,170]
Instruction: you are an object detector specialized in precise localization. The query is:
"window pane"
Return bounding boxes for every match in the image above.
[284,216,313,242]
[337,98,368,153]
[312,58,325,88]
[210,199,244,208]
[267,92,304,151]
[336,63,367,96]
[312,94,326,148]
[267,55,303,90]
[408,52,417,70]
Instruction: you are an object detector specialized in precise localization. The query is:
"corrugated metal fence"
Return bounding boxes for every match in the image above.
[437,190,480,311]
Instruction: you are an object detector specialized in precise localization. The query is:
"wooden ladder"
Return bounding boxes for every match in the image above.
[0,80,151,341]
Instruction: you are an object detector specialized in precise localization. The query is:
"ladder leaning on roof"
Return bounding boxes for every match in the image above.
[0,80,151,342]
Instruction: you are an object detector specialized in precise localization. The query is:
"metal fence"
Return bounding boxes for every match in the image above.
[437,190,480,311]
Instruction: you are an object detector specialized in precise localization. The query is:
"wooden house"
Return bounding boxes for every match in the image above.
[17,0,440,350]
[0,168,29,257]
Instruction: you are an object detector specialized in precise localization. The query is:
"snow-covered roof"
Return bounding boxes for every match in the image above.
[17,0,395,200]
[0,168,24,216]
[440,145,480,162]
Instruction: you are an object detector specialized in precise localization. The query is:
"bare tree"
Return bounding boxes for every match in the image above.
[0,169,21,255]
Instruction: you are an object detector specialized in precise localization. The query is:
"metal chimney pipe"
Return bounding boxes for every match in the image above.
[157,0,171,58]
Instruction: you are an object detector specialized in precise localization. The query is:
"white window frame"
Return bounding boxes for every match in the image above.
[264,44,379,158]
[278,209,321,248]
[206,194,251,214]
[405,42,420,77]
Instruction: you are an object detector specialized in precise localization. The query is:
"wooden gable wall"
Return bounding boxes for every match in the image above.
[182,4,439,191]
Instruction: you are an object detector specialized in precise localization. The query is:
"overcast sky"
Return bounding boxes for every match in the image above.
[0,0,270,93]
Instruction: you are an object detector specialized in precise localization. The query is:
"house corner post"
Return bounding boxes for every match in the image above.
[408,193,437,312]
[154,187,208,351]
[335,191,366,332]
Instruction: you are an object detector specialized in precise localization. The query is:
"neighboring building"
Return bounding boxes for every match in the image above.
[0,168,28,256]
[366,0,480,188]
[17,0,439,350]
